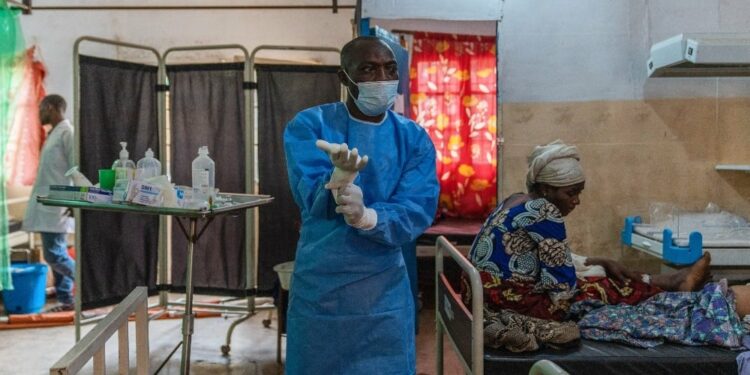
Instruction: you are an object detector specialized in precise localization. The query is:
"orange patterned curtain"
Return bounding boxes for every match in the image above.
[5,47,46,186]
[410,32,497,219]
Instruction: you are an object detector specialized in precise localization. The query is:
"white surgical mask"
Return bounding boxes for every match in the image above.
[343,69,399,116]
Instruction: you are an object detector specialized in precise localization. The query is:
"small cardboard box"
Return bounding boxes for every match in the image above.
[10,247,42,263]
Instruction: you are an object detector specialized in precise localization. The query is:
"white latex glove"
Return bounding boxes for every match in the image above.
[335,184,377,230]
[316,140,370,189]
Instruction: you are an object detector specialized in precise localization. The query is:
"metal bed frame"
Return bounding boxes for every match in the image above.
[435,236,569,375]
[435,235,483,374]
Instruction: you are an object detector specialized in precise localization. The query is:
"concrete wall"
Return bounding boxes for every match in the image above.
[499,0,750,267]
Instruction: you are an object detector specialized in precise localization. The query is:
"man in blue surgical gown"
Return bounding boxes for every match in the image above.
[283,36,439,374]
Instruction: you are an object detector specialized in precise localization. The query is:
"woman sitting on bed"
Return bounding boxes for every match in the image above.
[466,140,750,326]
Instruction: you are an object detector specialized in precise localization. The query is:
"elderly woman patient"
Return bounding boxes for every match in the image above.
[465,140,750,349]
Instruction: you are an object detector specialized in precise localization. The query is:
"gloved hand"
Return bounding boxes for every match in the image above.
[335,184,377,230]
[316,140,370,189]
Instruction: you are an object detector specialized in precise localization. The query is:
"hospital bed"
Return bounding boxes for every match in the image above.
[621,211,750,281]
[435,236,741,375]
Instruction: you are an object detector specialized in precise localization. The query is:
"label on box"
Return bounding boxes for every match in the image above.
[85,187,113,203]
[128,181,162,207]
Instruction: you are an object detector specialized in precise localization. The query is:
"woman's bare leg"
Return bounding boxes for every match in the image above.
[649,252,712,292]
[730,285,750,317]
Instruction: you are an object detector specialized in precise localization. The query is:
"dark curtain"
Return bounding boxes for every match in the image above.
[255,64,341,293]
[78,55,159,309]
[167,63,247,295]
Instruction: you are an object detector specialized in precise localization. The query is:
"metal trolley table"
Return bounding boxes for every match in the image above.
[39,193,273,374]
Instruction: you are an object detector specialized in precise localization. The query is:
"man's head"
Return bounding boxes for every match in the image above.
[39,94,67,126]
[339,36,399,119]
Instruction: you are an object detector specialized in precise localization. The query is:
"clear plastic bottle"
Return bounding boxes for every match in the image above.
[191,146,215,204]
[112,142,135,202]
[136,148,162,181]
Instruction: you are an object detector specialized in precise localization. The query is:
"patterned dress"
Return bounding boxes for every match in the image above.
[467,197,661,321]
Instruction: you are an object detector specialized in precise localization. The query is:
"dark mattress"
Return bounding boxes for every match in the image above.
[485,339,740,374]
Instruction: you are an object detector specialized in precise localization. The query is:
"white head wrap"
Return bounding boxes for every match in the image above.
[525,140,586,192]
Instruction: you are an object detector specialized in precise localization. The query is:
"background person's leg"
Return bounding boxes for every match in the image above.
[40,232,75,305]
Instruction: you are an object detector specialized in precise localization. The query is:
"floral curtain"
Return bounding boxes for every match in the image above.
[410,32,497,219]
[5,47,46,187]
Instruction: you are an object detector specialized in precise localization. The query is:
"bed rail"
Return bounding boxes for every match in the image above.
[49,286,149,375]
[435,236,483,375]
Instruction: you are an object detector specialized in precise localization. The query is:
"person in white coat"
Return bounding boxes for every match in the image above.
[22,94,75,311]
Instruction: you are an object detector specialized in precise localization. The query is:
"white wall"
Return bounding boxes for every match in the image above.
[363,0,502,21]
[20,2,356,108]
[370,18,495,36]
[500,0,750,103]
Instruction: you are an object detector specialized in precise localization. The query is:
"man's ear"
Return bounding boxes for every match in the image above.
[337,69,349,86]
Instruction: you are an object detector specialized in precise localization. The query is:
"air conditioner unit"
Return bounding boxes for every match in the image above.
[647,34,750,77]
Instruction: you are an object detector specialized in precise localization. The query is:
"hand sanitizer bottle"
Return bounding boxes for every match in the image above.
[112,142,135,202]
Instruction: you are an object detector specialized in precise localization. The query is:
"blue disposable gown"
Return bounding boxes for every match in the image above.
[283,102,439,374]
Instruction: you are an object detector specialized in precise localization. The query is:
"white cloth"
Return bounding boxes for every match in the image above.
[526,140,585,191]
[22,120,75,233]
[571,253,606,278]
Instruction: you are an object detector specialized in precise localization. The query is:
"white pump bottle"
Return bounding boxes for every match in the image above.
[112,142,135,202]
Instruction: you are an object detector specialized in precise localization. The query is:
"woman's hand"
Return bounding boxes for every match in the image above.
[585,257,643,283]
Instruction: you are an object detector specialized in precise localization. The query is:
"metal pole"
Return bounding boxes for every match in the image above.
[242,48,256,313]
[32,4,355,11]
[495,20,504,203]
[157,54,169,308]
[179,218,198,375]
[72,37,82,343]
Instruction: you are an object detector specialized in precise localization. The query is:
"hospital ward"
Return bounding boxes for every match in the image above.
[2,1,750,375]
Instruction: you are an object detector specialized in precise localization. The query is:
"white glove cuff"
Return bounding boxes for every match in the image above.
[329,167,357,189]
[352,207,377,230]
